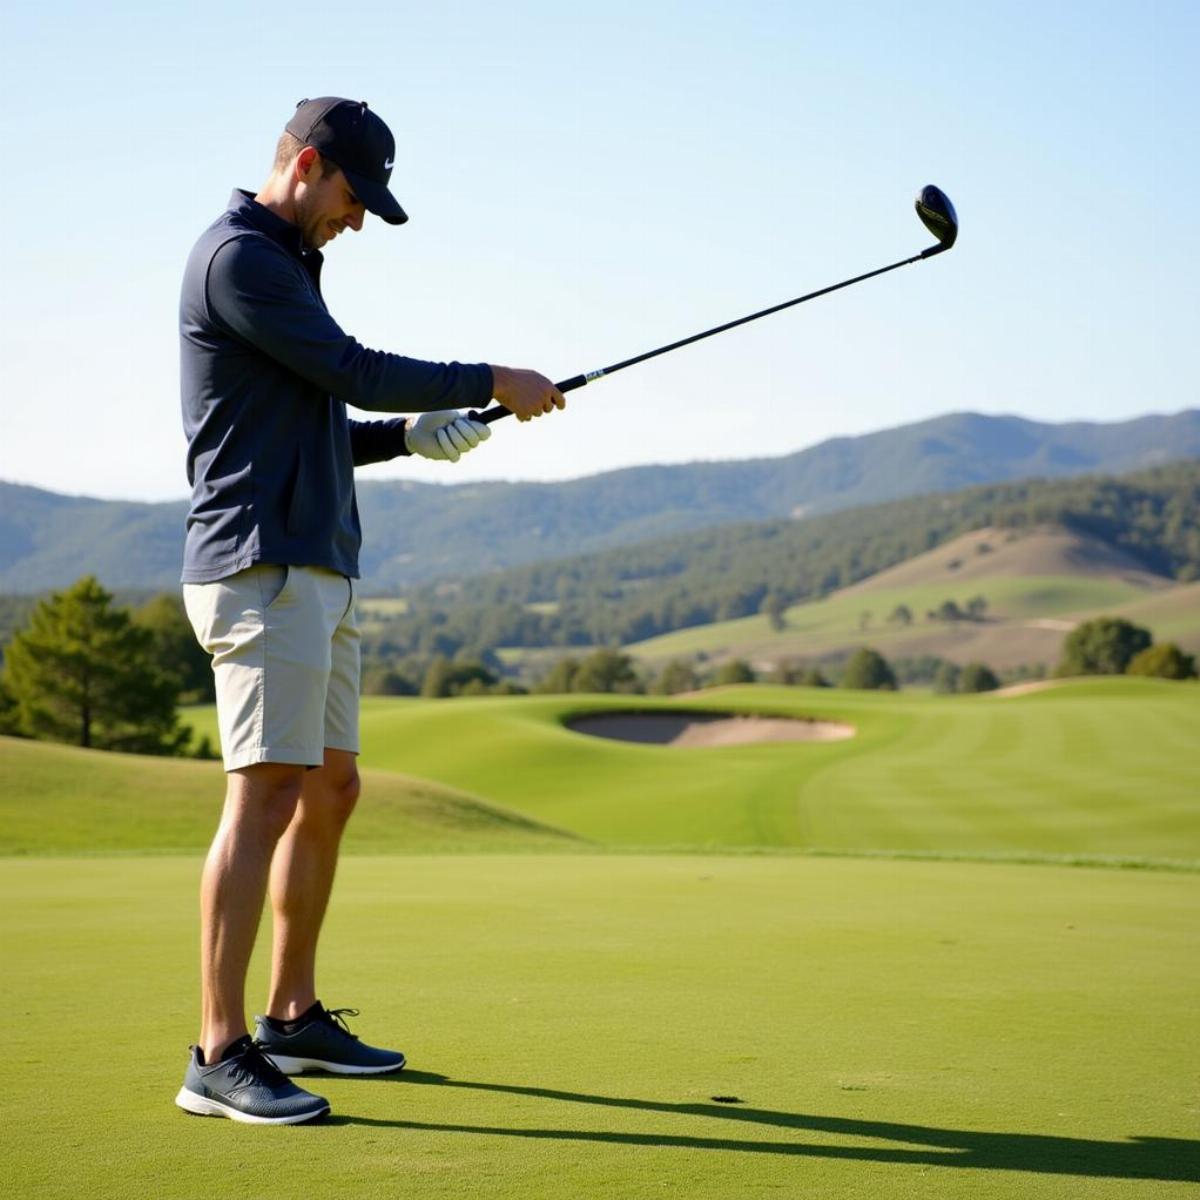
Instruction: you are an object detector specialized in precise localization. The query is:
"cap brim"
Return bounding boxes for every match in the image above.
[343,166,408,226]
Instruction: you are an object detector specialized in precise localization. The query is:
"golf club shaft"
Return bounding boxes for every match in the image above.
[471,241,946,424]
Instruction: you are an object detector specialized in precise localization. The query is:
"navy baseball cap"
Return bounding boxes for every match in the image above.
[286,97,408,225]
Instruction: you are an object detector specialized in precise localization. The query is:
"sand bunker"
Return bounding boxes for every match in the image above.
[566,712,855,748]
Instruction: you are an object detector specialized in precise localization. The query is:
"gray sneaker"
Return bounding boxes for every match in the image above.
[175,1035,331,1125]
[254,1003,407,1076]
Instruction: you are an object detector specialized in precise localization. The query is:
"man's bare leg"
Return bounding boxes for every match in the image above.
[265,748,360,1019]
[199,762,306,1062]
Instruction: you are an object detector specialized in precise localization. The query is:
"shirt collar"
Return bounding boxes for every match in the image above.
[228,189,323,269]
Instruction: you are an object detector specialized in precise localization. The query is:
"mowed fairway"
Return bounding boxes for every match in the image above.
[5,679,1199,1197]
[347,679,1197,863]
[3,855,1198,1199]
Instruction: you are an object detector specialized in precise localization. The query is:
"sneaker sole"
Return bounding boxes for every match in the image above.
[267,1053,407,1077]
[175,1086,330,1125]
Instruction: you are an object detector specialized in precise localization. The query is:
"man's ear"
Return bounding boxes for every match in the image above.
[294,145,319,181]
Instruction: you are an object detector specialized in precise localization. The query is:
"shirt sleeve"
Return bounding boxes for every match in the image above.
[205,234,494,414]
[348,417,411,465]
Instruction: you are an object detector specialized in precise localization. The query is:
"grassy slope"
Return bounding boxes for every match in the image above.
[836,525,1169,593]
[625,526,1191,669]
[0,735,577,855]
[4,855,1197,1200]
[349,681,1199,863]
[1109,580,1200,651]
[626,574,1150,666]
[17,680,1200,865]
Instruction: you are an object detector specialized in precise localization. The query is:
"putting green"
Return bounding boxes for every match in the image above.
[3,855,1196,1199]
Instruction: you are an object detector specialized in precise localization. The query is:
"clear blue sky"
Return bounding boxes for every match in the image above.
[2,0,1196,500]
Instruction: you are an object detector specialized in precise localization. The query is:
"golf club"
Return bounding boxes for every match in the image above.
[470,185,958,425]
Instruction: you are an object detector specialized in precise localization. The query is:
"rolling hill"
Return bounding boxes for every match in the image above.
[347,460,1199,677]
[835,525,1169,595]
[191,681,1200,862]
[0,734,578,855]
[625,525,1194,671]
[2,408,1198,591]
[12,680,1198,863]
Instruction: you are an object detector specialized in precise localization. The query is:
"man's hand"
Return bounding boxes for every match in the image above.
[404,411,491,463]
[490,366,566,422]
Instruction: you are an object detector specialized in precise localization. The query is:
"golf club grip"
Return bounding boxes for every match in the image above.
[470,375,588,425]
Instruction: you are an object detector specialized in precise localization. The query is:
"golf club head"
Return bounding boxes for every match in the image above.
[915,185,958,255]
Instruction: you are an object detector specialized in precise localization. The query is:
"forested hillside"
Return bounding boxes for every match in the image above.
[362,462,1200,664]
[2,409,1198,591]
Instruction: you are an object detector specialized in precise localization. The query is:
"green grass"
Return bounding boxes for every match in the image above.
[3,854,1197,1199]
[0,735,577,855]
[15,680,1200,866]
[173,680,1200,864]
[348,680,1199,864]
[5,680,1199,1197]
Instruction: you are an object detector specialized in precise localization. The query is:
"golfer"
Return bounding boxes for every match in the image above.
[175,97,563,1124]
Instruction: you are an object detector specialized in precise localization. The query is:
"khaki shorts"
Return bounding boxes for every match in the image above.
[183,564,360,771]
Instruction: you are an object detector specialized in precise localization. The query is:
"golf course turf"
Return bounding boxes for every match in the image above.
[3,678,1198,1197]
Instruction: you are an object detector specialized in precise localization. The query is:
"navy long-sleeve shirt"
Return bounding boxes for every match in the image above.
[179,189,493,583]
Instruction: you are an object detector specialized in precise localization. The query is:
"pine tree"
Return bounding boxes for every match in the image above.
[133,593,215,703]
[4,576,189,754]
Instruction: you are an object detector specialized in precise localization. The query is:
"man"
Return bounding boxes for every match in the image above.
[175,97,564,1125]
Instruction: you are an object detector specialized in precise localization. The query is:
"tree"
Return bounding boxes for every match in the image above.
[0,675,20,735]
[959,661,1000,692]
[4,576,189,754]
[653,660,698,695]
[798,666,831,688]
[133,593,215,703]
[535,657,580,694]
[858,610,872,632]
[420,655,455,698]
[761,591,787,633]
[1126,643,1197,680]
[572,648,643,694]
[841,647,897,691]
[362,665,419,696]
[965,595,989,621]
[712,659,756,686]
[932,661,961,694]
[1056,617,1153,677]
[887,604,913,628]
[936,599,964,623]
[421,657,499,697]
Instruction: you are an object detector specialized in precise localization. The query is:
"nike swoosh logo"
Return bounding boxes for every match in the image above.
[384,158,394,170]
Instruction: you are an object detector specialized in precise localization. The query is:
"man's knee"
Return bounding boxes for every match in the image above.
[303,750,360,830]
[326,768,360,827]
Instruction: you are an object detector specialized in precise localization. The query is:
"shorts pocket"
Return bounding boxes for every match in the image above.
[257,564,290,611]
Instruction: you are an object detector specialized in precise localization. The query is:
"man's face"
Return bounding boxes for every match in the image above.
[295,157,367,251]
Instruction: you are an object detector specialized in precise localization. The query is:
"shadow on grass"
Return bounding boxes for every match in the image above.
[323,1070,1198,1184]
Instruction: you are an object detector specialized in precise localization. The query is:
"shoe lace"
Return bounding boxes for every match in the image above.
[323,1007,362,1040]
[233,1040,290,1087]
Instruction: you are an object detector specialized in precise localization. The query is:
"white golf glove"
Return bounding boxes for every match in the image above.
[404,410,491,463]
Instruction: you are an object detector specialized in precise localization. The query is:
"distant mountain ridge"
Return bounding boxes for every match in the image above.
[1,409,1198,592]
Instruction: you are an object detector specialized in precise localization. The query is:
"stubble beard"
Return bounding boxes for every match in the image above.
[295,190,325,251]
